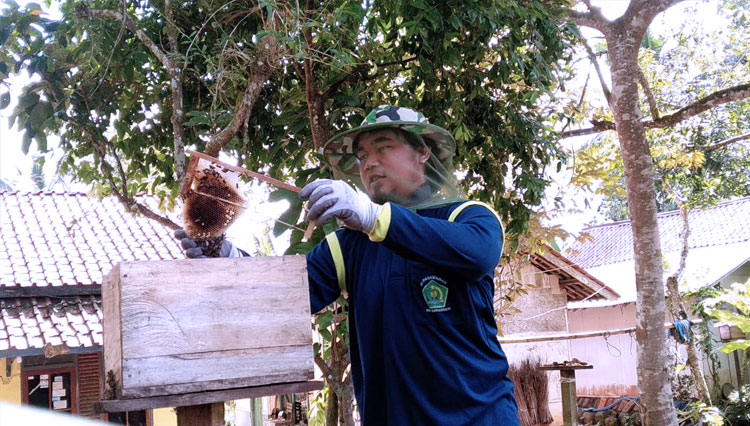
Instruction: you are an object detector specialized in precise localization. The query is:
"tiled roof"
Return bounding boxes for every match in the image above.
[565,197,750,268]
[1,191,183,355]
[0,191,183,291]
[0,296,102,355]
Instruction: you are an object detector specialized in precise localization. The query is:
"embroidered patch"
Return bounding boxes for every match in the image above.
[422,279,448,309]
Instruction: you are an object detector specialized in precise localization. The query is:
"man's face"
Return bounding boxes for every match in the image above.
[356,129,431,204]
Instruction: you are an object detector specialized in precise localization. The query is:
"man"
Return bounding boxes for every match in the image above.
[178,106,519,425]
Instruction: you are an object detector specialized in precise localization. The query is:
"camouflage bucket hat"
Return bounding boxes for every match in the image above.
[322,106,455,178]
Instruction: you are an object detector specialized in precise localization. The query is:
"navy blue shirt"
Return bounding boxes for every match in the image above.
[306,201,519,426]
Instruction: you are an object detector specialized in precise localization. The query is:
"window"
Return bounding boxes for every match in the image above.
[23,367,76,414]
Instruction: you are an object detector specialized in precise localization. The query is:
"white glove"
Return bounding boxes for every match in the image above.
[299,179,383,233]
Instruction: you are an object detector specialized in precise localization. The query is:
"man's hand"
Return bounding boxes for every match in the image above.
[299,179,382,233]
[173,230,239,258]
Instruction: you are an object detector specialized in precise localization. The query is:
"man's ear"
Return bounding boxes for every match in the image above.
[416,145,431,165]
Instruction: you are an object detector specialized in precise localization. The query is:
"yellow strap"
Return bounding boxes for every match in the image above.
[448,201,505,249]
[325,233,347,293]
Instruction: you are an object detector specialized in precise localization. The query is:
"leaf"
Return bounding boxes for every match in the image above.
[16,92,39,112]
[711,310,750,333]
[0,92,10,110]
[273,198,303,237]
[718,340,750,354]
[449,15,461,30]
[21,132,32,154]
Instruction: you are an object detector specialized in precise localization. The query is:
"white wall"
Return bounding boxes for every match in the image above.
[567,303,638,395]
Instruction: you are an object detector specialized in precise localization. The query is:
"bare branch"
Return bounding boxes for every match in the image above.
[638,67,660,120]
[561,83,750,139]
[204,36,284,157]
[696,132,750,152]
[560,120,616,138]
[77,7,171,71]
[165,0,186,183]
[582,41,611,104]
[654,83,750,128]
[567,4,610,35]
[622,0,685,35]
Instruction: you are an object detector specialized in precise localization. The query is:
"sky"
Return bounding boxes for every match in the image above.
[0,0,727,245]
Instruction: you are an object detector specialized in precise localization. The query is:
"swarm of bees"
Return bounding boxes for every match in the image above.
[182,161,247,249]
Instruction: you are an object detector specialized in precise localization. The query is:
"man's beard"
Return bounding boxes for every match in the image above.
[368,182,432,207]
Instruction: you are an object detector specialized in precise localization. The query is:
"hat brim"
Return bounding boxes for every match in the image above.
[322,121,455,162]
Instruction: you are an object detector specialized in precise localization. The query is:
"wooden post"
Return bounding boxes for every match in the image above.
[176,402,224,426]
[560,369,578,426]
[540,363,594,426]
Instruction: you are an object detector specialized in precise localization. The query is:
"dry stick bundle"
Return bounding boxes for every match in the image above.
[508,363,533,426]
[520,359,539,425]
[532,360,554,424]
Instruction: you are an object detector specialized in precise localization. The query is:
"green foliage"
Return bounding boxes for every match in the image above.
[702,280,750,354]
[678,402,724,426]
[568,0,750,221]
[685,284,724,398]
[1,0,576,248]
[723,385,750,426]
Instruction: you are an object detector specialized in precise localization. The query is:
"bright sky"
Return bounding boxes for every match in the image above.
[0,0,726,243]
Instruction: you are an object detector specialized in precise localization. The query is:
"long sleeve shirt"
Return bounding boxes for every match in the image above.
[306,201,519,426]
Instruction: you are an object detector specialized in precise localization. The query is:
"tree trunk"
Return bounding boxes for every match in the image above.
[608,35,679,426]
[665,206,712,404]
[666,276,712,404]
[325,385,339,426]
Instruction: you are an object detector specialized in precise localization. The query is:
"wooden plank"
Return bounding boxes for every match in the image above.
[102,263,123,398]
[96,380,324,412]
[103,256,313,398]
[118,259,310,358]
[0,284,101,299]
[120,345,313,398]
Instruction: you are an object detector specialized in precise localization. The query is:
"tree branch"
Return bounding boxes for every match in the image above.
[654,83,750,128]
[77,3,187,184]
[561,83,750,138]
[696,132,750,152]
[638,67,660,120]
[165,0,187,184]
[67,114,180,230]
[302,0,327,151]
[204,35,284,157]
[582,41,611,105]
[76,6,171,72]
[567,6,609,35]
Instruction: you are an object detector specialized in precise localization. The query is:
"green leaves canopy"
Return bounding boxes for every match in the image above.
[1,0,576,241]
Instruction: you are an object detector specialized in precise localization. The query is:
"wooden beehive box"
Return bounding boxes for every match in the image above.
[102,256,313,400]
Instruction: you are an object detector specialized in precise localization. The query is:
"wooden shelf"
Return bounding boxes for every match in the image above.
[95,380,323,413]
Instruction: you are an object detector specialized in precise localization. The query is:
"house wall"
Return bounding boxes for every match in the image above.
[568,261,750,398]
[0,358,21,404]
[567,303,638,396]
[153,408,178,426]
[1,356,178,425]
[500,266,571,403]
